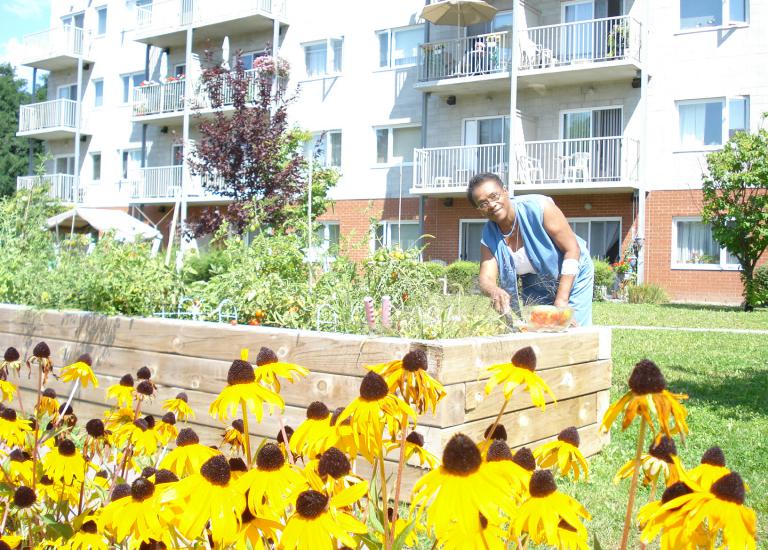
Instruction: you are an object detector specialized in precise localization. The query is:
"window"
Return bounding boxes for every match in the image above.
[93,79,104,107]
[460,220,486,262]
[314,222,340,252]
[568,218,622,263]
[122,149,142,179]
[171,144,184,166]
[122,72,144,103]
[240,51,267,70]
[61,12,84,29]
[377,26,422,68]
[55,156,75,175]
[174,64,186,77]
[303,38,343,77]
[678,97,749,148]
[57,84,77,100]
[680,0,747,29]
[467,10,513,36]
[672,218,740,269]
[306,131,342,168]
[92,153,101,181]
[375,126,420,164]
[96,6,108,35]
[374,221,421,251]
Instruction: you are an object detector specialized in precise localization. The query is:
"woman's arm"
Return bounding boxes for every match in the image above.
[479,244,511,314]
[541,200,582,308]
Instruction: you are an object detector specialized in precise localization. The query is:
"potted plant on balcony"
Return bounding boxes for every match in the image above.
[606,23,629,59]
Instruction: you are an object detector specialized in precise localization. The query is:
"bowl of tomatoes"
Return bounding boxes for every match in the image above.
[524,305,573,332]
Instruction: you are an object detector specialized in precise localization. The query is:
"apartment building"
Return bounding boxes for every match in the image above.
[16,0,767,304]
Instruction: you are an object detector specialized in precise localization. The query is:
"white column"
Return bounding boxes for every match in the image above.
[178,26,194,266]
[636,0,649,284]
[508,0,520,194]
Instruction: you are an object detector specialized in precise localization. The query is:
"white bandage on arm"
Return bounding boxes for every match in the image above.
[561,258,580,276]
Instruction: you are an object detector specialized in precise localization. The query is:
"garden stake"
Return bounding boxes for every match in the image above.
[241,403,252,467]
[57,378,79,427]
[620,419,647,550]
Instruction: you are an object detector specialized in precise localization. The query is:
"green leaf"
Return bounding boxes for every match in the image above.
[593,533,604,550]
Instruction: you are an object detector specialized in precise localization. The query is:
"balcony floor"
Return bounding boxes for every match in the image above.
[131,111,185,125]
[133,13,286,48]
[16,127,86,140]
[21,53,95,72]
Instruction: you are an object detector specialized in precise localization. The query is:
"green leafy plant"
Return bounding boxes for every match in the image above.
[444,260,480,294]
[752,264,768,306]
[627,283,670,305]
[593,258,616,301]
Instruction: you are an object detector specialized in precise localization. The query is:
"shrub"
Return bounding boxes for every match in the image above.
[753,264,768,306]
[628,283,670,305]
[182,248,229,283]
[592,258,616,301]
[445,261,480,294]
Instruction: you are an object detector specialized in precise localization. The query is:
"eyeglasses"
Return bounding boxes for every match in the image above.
[476,191,505,211]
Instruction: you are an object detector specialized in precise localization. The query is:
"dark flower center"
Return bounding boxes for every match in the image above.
[229,457,248,472]
[227,360,256,385]
[111,483,131,501]
[558,519,577,532]
[9,449,30,462]
[81,520,98,534]
[58,439,76,457]
[442,433,482,475]
[318,447,351,479]
[33,341,50,359]
[133,419,149,432]
[402,349,428,372]
[648,435,677,463]
[701,446,726,467]
[86,419,105,438]
[406,431,424,447]
[136,380,154,396]
[487,440,513,462]
[512,447,536,472]
[296,490,328,519]
[137,366,152,380]
[40,475,54,486]
[277,425,294,444]
[256,347,278,366]
[138,541,166,550]
[529,470,557,497]
[96,470,108,479]
[359,371,388,401]
[143,415,156,429]
[76,353,93,366]
[13,486,36,508]
[306,401,330,420]
[161,412,176,425]
[711,472,746,505]
[58,403,74,416]
[176,428,199,446]
[232,419,244,433]
[329,407,348,426]
[142,467,157,478]
[42,388,57,399]
[484,423,507,441]
[256,443,285,471]
[628,359,667,394]
[661,481,693,504]
[3,347,20,362]
[1,408,17,422]
[154,469,179,484]
[131,478,155,502]
[201,455,231,486]
[512,346,537,371]
[120,374,134,387]
[0,542,9,550]
[558,426,580,447]
[176,392,188,402]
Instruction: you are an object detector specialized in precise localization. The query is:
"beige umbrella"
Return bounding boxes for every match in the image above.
[421,0,497,32]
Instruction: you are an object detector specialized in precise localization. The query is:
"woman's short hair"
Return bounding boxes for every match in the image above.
[466,173,504,207]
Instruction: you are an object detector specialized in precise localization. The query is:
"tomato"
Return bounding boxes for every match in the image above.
[229,320,238,326]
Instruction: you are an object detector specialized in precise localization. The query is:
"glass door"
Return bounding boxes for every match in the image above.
[461,221,486,262]
[562,108,621,181]
[464,117,510,177]
[562,1,594,63]
[55,156,75,175]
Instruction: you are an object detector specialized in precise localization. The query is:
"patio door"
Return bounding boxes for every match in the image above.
[561,108,621,181]
[460,220,486,262]
[464,116,510,178]
[55,156,75,175]
[561,1,594,63]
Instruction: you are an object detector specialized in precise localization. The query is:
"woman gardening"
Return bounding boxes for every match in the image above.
[468,172,595,326]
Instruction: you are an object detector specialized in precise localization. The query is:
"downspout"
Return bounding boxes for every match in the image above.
[636,0,649,284]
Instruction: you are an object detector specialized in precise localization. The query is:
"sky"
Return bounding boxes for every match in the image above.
[0,0,51,89]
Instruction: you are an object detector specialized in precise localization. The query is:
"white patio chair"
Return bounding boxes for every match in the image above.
[564,152,591,183]
[519,35,538,69]
[517,156,543,185]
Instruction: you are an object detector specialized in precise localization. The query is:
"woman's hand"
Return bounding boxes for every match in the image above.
[553,297,569,309]
[489,287,512,314]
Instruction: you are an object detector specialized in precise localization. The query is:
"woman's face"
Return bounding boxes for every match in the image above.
[472,180,508,223]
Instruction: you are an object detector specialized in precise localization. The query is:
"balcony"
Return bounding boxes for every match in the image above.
[132,79,186,123]
[17,174,78,202]
[411,137,639,196]
[20,26,94,70]
[17,99,87,140]
[123,166,228,203]
[133,0,288,48]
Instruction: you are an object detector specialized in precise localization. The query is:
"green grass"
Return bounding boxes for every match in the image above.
[593,301,768,330]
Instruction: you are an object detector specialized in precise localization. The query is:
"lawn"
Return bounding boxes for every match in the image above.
[593,301,768,330]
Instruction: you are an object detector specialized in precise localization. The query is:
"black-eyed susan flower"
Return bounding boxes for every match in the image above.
[337,371,415,462]
[534,426,589,481]
[440,512,506,550]
[0,534,22,549]
[483,423,507,441]
[37,388,59,417]
[160,427,220,477]
[83,418,109,457]
[209,357,283,422]
[253,346,309,393]
[511,470,591,548]
[236,442,306,514]
[115,418,161,457]
[63,519,108,550]
[484,346,556,411]
[136,378,157,401]
[411,434,516,541]
[280,487,368,550]
[688,446,732,491]
[60,353,98,388]
[485,440,531,500]
[155,412,178,446]
[638,481,710,550]
[0,377,16,403]
[162,391,194,421]
[0,347,21,379]
[106,374,135,408]
[385,431,438,469]
[318,407,357,458]
[29,341,54,385]
[104,405,134,432]
[165,454,246,546]
[233,507,282,550]
[0,408,32,446]
[42,438,89,485]
[6,448,33,485]
[308,446,368,499]
[12,485,37,509]
[368,349,446,415]
[614,434,680,487]
[291,401,333,458]
[601,359,688,438]
[36,474,79,506]
[99,478,171,546]
[221,419,246,454]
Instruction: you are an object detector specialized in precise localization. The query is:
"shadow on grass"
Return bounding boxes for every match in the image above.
[660,303,746,313]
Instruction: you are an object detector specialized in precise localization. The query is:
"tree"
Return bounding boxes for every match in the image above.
[0,64,44,197]
[702,120,768,309]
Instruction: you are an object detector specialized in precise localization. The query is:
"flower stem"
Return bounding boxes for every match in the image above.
[481,397,510,455]
[389,412,410,547]
[241,403,252,467]
[30,365,43,489]
[277,412,294,465]
[378,449,391,550]
[620,419,647,550]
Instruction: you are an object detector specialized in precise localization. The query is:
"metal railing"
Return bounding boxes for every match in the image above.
[124,166,227,200]
[17,174,78,202]
[413,144,508,191]
[22,26,85,60]
[132,79,186,117]
[19,99,78,133]
[418,31,511,81]
[136,0,286,31]
[520,16,641,70]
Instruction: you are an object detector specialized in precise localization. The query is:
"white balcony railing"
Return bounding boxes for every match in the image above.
[124,166,226,200]
[22,26,85,60]
[520,16,641,70]
[132,79,186,117]
[17,174,78,202]
[413,144,508,191]
[19,99,78,133]
[136,0,286,31]
[418,31,511,81]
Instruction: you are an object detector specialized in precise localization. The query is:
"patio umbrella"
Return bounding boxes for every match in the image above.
[221,36,230,70]
[421,0,497,37]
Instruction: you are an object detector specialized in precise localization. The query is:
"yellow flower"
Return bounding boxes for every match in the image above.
[60,354,98,388]
[368,349,446,415]
[0,378,16,402]
[106,374,135,408]
[280,485,368,550]
[104,406,135,431]
[385,431,439,469]
[233,507,282,550]
[440,512,507,550]
[221,418,246,454]
[600,359,688,438]
[337,371,415,462]
[290,401,333,458]
[162,392,195,421]
[534,426,589,481]
[639,481,712,550]
[316,407,358,458]
[614,434,681,487]
[0,408,32,447]
[687,446,732,491]
[209,358,284,422]
[114,417,161,456]
[155,412,179,446]
[511,470,591,549]
[236,442,306,515]
[61,519,108,550]
[36,388,59,417]
[485,440,534,501]
[1,346,22,380]
[0,534,22,549]
[252,346,309,393]
[42,438,89,485]
[412,434,517,541]
[6,449,34,485]
[99,479,173,546]
[36,475,79,506]
[484,346,557,411]
[160,428,220,477]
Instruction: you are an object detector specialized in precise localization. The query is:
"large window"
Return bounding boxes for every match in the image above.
[303,38,343,77]
[91,153,101,181]
[374,221,421,251]
[306,131,342,168]
[377,26,422,68]
[569,218,622,263]
[122,72,144,103]
[93,79,104,107]
[375,126,420,165]
[680,0,747,29]
[672,218,740,269]
[96,6,108,35]
[678,97,749,148]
